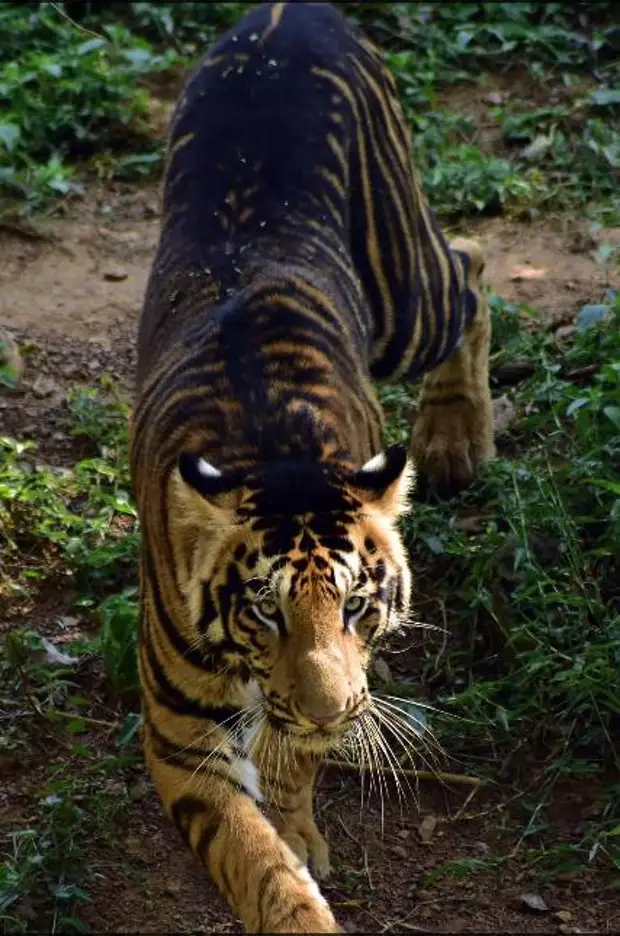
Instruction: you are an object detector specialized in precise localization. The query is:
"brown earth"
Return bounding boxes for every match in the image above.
[2,179,620,933]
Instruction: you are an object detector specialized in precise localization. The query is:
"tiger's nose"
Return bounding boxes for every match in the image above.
[298,699,350,728]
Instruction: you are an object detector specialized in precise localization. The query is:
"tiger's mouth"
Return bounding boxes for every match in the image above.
[265,707,364,746]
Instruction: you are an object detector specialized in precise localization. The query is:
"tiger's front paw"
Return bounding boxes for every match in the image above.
[411,392,495,497]
[270,808,331,880]
[280,825,331,880]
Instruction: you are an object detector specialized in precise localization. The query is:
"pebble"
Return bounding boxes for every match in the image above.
[103,266,129,282]
[32,375,61,398]
[521,892,549,913]
[391,844,408,859]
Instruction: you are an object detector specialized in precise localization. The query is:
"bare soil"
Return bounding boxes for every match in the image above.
[2,179,620,933]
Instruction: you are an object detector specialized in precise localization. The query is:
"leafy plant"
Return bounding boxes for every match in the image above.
[99,589,139,695]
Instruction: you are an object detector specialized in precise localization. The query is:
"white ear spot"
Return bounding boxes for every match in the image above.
[361,452,387,473]
[197,458,221,478]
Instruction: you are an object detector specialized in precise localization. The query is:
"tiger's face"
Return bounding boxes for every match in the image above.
[172,446,413,753]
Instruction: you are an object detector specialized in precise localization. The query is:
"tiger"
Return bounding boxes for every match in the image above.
[129,1,495,932]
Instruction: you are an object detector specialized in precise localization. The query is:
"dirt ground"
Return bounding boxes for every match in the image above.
[2,180,620,933]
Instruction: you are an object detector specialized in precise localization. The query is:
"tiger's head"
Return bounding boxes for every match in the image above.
[171,445,413,753]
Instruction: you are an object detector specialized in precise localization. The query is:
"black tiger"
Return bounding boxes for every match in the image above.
[130,3,494,932]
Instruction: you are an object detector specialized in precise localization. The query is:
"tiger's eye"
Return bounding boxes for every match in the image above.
[344,595,366,614]
[256,597,278,618]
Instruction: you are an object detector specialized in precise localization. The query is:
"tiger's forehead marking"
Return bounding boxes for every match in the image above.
[278,551,354,604]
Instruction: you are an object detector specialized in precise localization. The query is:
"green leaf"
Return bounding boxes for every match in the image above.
[423,534,444,555]
[587,479,620,496]
[117,711,141,749]
[590,88,620,106]
[575,303,609,332]
[603,406,620,431]
[0,122,20,151]
[75,38,107,56]
[456,30,473,48]
[65,718,87,736]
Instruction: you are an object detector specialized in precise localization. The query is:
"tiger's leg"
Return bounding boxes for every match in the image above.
[261,752,331,881]
[145,726,339,933]
[410,237,495,496]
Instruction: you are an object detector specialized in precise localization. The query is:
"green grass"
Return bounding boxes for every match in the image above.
[0,626,140,933]
[1,1,620,930]
[2,2,619,219]
[381,288,620,874]
[0,384,136,600]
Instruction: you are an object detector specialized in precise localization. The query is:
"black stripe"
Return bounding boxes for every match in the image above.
[257,862,292,934]
[170,795,207,847]
[198,581,219,635]
[144,708,233,768]
[143,631,240,724]
[144,550,212,670]
[196,811,224,864]
[217,562,244,641]
[170,795,225,864]
[268,900,315,933]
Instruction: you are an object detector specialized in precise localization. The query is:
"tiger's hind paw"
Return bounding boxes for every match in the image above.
[411,393,495,498]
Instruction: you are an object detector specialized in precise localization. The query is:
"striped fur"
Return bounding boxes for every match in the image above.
[130,2,494,932]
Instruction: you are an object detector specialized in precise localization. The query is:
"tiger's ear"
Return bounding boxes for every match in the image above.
[174,452,245,516]
[348,444,414,518]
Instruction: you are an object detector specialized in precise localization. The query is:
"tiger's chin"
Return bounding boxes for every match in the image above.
[266,716,355,758]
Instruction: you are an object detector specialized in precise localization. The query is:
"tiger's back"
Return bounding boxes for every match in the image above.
[136,0,472,390]
[131,3,494,932]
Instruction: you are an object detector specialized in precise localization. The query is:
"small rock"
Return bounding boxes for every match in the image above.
[418,814,438,844]
[391,844,408,859]
[555,325,575,341]
[555,910,573,923]
[32,375,61,398]
[492,395,517,434]
[473,841,491,857]
[473,894,492,909]
[143,200,160,218]
[521,892,549,913]
[397,829,410,840]
[485,91,504,105]
[129,780,151,800]
[103,266,129,282]
[163,880,182,897]
[57,616,79,630]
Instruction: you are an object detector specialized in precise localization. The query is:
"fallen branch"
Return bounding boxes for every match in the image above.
[323,758,484,788]
[1,698,118,730]
[490,361,537,385]
[47,709,120,730]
